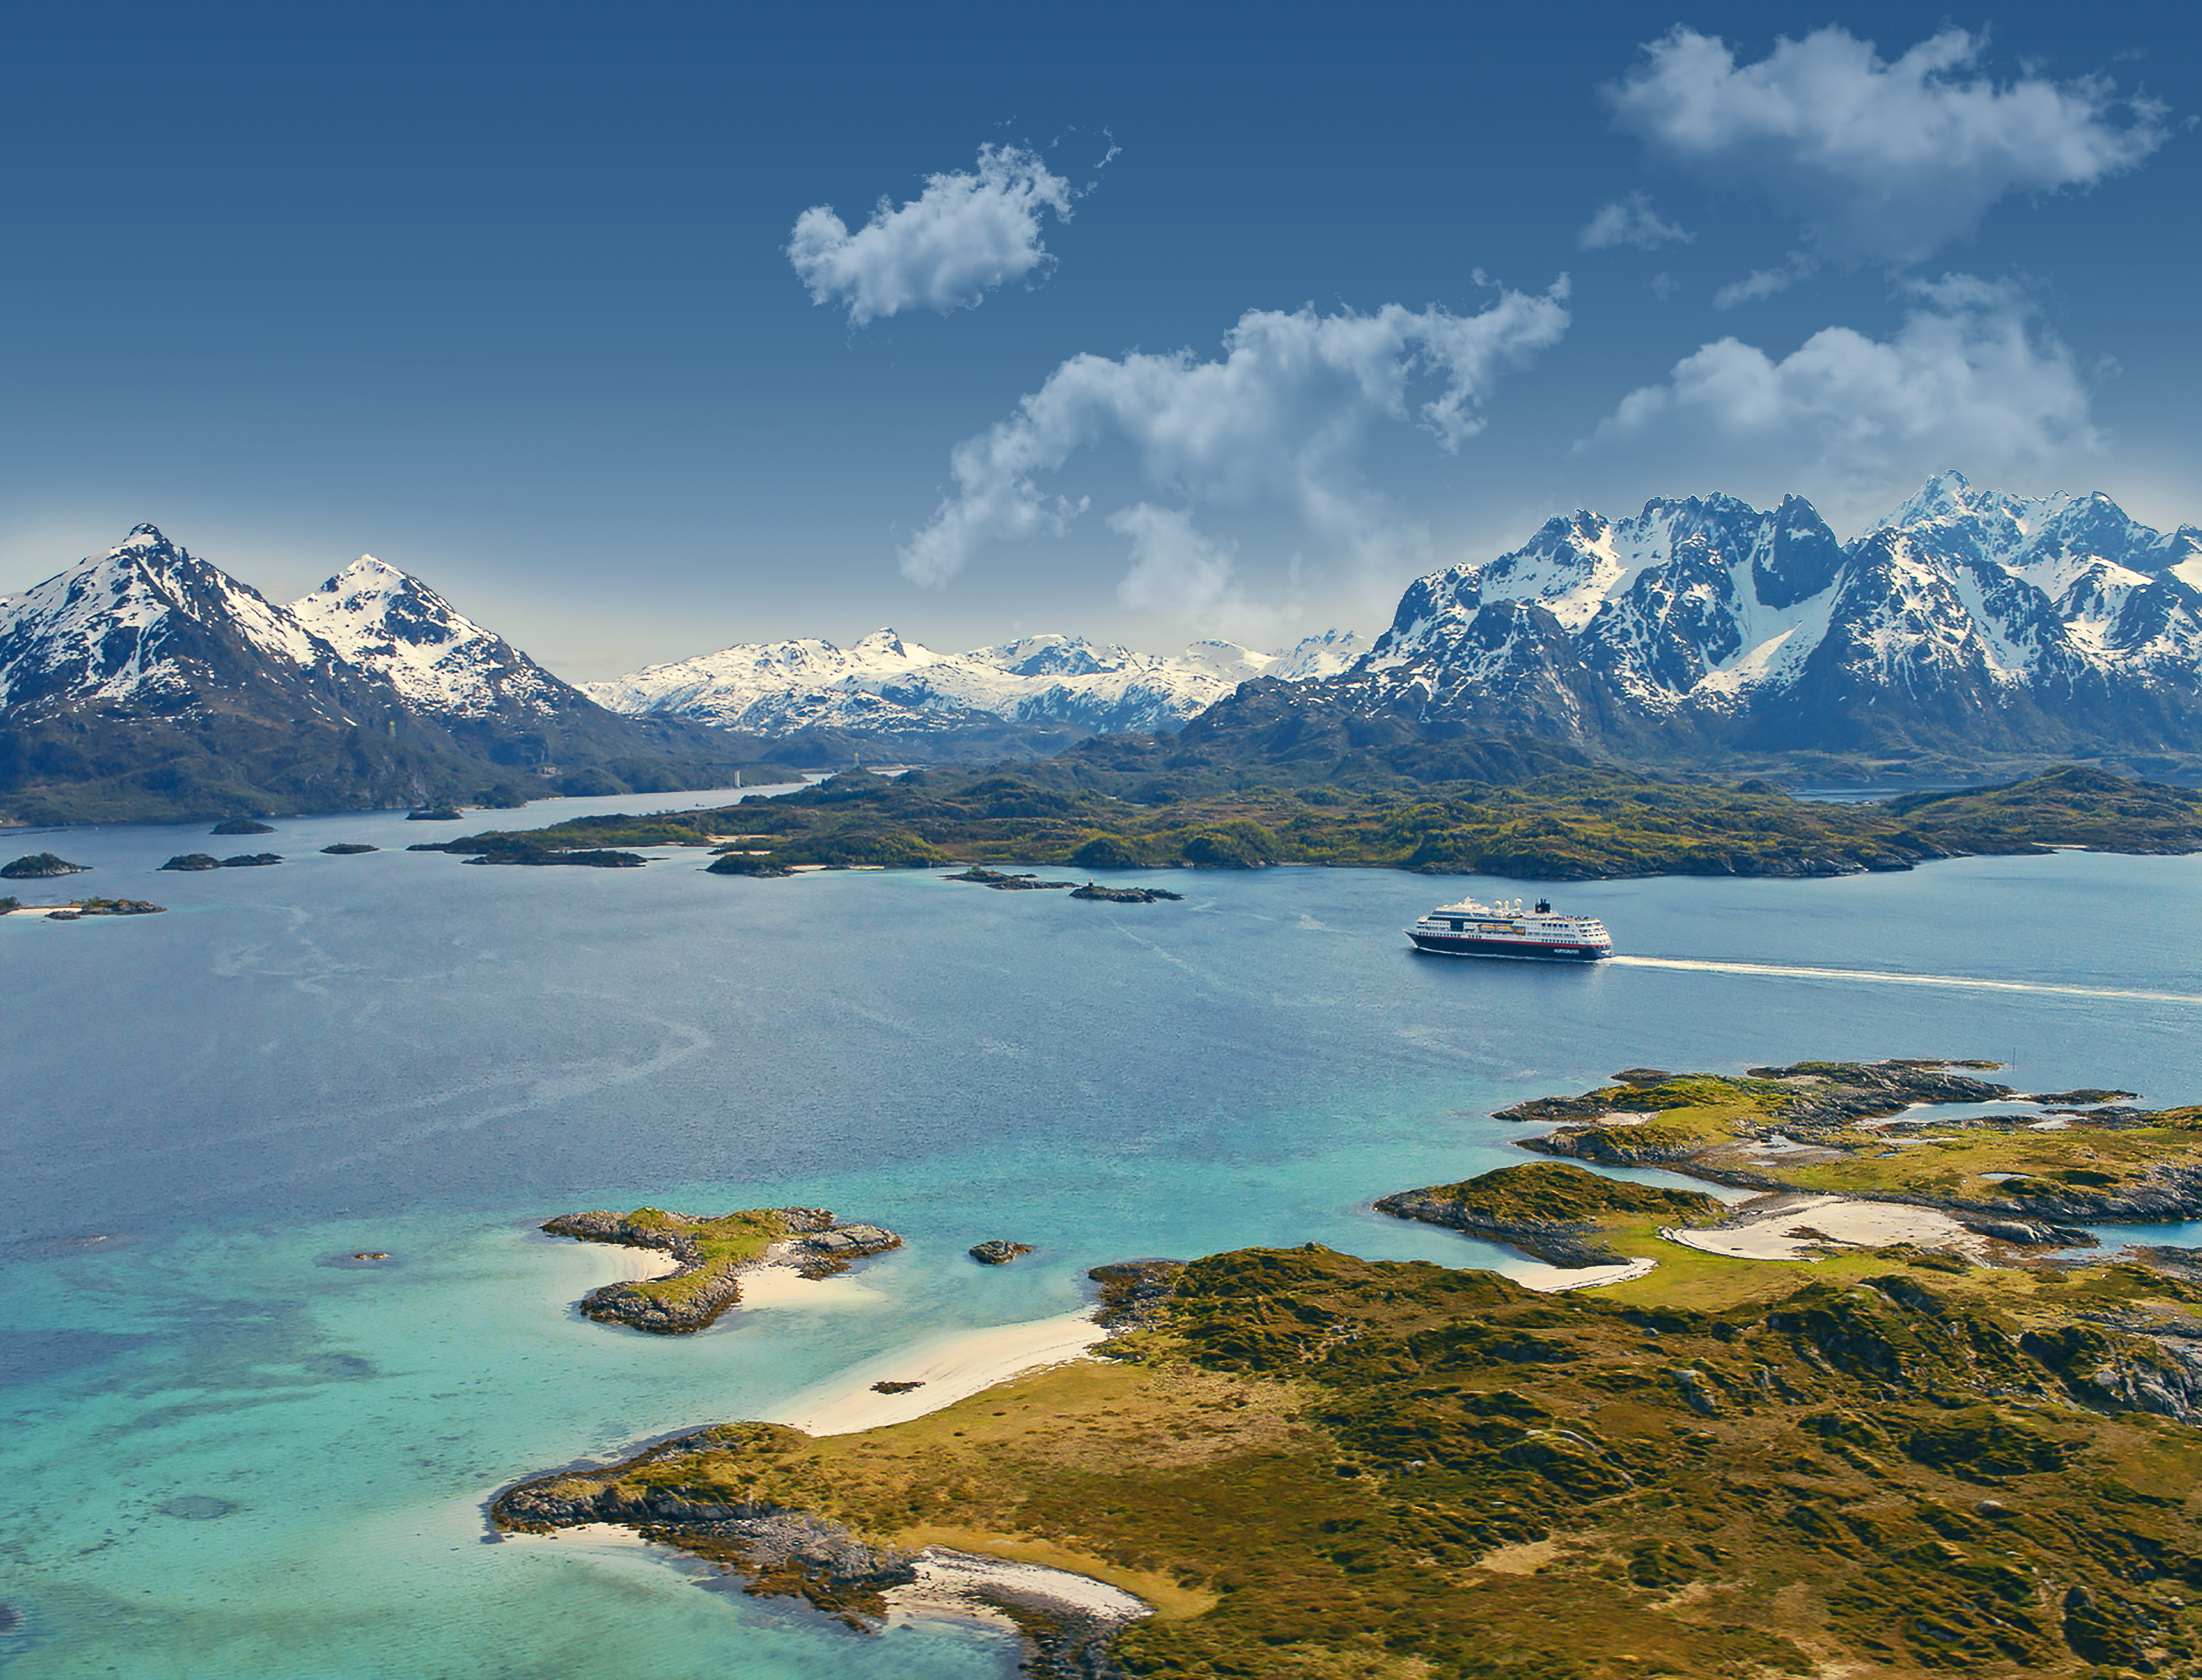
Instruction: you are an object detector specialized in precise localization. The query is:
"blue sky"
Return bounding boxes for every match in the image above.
[0,1,2193,675]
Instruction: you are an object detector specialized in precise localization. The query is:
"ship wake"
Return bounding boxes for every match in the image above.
[1609,955,2202,1008]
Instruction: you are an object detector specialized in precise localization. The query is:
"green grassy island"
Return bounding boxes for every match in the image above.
[541,1207,901,1333]
[416,763,2202,883]
[500,1061,2202,1678]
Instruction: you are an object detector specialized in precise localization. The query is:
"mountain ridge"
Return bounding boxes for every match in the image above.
[581,625,1368,740]
[0,527,769,823]
[1192,472,2202,779]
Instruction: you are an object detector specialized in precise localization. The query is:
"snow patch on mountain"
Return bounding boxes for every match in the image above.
[0,525,333,719]
[288,557,566,719]
[584,627,1368,737]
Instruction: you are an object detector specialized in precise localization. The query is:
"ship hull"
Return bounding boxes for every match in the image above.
[1408,931,1612,961]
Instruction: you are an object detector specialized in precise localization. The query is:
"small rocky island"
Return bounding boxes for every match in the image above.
[1070,881,1184,903]
[210,817,276,835]
[320,843,379,855]
[945,865,1075,891]
[541,1206,901,1333]
[10,897,166,919]
[968,1239,1034,1264]
[1,852,89,879]
[705,853,794,877]
[160,852,283,871]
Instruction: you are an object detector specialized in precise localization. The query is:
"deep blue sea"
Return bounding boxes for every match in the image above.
[5,790,2202,1677]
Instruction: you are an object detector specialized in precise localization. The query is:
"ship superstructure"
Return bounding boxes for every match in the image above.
[1406,895,1613,961]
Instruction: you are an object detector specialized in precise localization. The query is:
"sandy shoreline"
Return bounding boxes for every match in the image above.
[767,1310,1109,1436]
[1507,1256,1658,1291]
[1664,1191,1986,1262]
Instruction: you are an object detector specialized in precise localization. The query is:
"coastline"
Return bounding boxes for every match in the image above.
[765,1310,1109,1436]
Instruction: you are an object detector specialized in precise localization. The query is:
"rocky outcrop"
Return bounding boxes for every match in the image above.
[947,866,1076,890]
[970,1239,1035,1264]
[1088,1259,1184,1330]
[541,1208,900,1334]
[1070,882,1184,903]
[1376,1165,1725,1268]
[494,1421,1149,1671]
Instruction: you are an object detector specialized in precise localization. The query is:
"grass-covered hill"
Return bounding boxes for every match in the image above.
[415,763,2202,883]
[503,1240,2202,1678]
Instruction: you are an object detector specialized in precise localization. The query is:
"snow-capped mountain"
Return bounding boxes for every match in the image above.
[288,557,569,721]
[1291,473,2202,759]
[584,627,1369,739]
[0,528,746,822]
[0,525,363,726]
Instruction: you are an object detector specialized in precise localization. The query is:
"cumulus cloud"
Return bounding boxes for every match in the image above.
[1607,26,2169,264]
[1578,192,1692,250]
[898,285,1572,597]
[788,144,1077,325]
[1582,275,2101,521]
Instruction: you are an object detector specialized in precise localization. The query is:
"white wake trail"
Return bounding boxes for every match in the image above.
[1609,954,2202,1008]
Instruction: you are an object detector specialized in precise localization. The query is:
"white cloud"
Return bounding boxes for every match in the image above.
[787,144,1077,325]
[898,285,1572,593]
[1578,192,1692,250]
[1713,253,1819,309]
[1607,26,2169,263]
[1109,504,1280,636]
[1583,275,2102,522]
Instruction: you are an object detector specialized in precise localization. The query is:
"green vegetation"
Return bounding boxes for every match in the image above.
[418,763,2202,883]
[1517,1061,2202,1222]
[617,1207,788,1310]
[210,817,275,835]
[1375,1161,1725,1267]
[510,1243,2202,1677]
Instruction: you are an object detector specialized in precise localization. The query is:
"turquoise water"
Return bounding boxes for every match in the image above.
[6,800,2202,1677]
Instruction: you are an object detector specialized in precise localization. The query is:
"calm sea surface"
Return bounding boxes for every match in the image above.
[5,790,2202,1677]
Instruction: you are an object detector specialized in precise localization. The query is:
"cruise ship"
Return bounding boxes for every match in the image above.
[1406,895,1613,961]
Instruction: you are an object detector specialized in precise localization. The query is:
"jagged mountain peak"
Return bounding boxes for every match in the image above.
[1312,476,2202,760]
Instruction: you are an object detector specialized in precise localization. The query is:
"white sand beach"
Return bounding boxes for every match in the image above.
[609,1247,682,1282]
[1664,1192,1985,1263]
[768,1310,1109,1436]
[734,1261,888,1311]
[885,1546,1152,1628]
[1506,1256,1658,1291]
